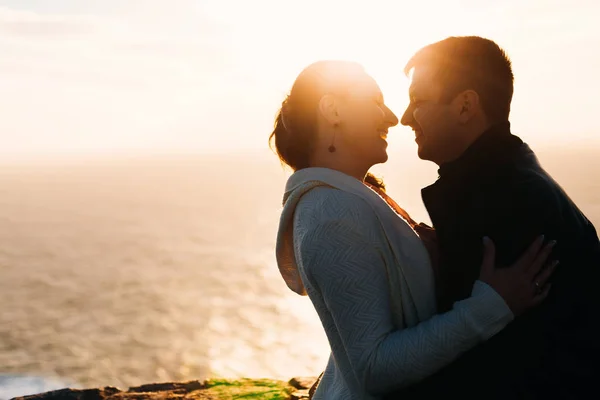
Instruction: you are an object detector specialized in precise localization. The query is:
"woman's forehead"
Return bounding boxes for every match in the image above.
[343,74,381,98]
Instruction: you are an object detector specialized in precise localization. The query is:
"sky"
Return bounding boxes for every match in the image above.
[0,0,599,158]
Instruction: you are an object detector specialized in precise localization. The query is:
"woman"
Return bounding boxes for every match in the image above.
[363,172,441,276]
[271,61,556,400]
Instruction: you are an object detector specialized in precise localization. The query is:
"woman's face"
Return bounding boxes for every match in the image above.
[335,73,399,167]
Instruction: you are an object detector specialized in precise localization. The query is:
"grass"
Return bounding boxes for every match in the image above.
[201,379,295,399]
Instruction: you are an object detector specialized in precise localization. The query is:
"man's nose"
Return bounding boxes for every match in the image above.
[400,106,413,126]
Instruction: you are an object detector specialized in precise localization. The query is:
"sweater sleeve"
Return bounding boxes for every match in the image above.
[297,216,514,396]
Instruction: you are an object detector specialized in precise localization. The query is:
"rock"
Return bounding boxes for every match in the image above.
[9,378,300,400]
[288,377,317,390]
[289,389,310,400]
[11,386,210,400]
[127,381,203,394]
[101,388,121,397]
[13,387,122,400]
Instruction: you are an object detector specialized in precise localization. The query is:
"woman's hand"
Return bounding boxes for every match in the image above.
[479,235,558,316]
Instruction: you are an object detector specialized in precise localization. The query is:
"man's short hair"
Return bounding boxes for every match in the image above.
[405,36,514,122]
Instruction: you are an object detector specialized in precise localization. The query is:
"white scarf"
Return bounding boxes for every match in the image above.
[276,167,436,328]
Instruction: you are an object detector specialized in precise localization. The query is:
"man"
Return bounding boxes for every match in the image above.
[386,36,600,399]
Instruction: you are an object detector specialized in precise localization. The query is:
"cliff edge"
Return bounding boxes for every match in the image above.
[10,377,318,400]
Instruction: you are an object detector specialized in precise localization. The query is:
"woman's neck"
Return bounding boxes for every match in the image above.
[310,146,372,182]
[309,152,369,181]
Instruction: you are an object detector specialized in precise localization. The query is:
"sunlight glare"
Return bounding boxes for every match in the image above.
[203,0,501,152]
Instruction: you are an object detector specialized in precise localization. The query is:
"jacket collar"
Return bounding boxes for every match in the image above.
[437,121,522,181]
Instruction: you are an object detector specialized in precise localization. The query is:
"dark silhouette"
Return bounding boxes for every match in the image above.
[386,36,600,399]
[271,60,555,400]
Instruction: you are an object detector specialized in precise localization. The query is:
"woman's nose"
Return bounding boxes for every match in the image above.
[385,106,399,127]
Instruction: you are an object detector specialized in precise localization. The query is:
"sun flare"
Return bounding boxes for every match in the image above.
[200,0,502,152]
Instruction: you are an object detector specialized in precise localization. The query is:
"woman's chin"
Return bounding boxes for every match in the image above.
[374,147,389,164]
[352,143,389,167]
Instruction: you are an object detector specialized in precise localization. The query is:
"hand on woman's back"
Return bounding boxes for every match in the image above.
[479,236,558,316]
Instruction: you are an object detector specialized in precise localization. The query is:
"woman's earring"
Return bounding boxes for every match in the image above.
[328,124,337,153]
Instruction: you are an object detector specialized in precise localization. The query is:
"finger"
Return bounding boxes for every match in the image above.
[526,240,557,277]
[533,260,559,286]
[531,283,552,307]
[517,235,545,271]
[480,236,496,278]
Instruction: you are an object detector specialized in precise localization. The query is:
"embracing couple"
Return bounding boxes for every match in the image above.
[272,36,600,399]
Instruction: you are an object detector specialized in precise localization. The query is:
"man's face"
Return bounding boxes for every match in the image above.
[400,66,463,165]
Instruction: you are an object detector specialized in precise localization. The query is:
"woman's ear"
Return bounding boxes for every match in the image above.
[318,94,341,127]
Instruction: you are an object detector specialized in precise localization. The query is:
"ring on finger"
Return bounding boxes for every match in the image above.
[534,281,542,295]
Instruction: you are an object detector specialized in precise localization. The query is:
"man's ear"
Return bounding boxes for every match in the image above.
[318,94,341,127]
[452,90,480,123]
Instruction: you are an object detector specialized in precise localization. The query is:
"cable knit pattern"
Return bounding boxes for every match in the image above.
[275,168,514,400]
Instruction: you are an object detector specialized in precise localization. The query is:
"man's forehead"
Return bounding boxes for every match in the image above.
[408,65,439,95]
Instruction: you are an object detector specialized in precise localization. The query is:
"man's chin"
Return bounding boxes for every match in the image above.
[417,145,434,162]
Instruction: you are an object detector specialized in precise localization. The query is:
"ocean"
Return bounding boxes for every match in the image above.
[0,147,598,398]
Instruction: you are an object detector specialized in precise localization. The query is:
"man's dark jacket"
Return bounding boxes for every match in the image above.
[386,122,600,399]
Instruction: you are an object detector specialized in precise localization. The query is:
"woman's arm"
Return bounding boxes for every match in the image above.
[297,216,513,396]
